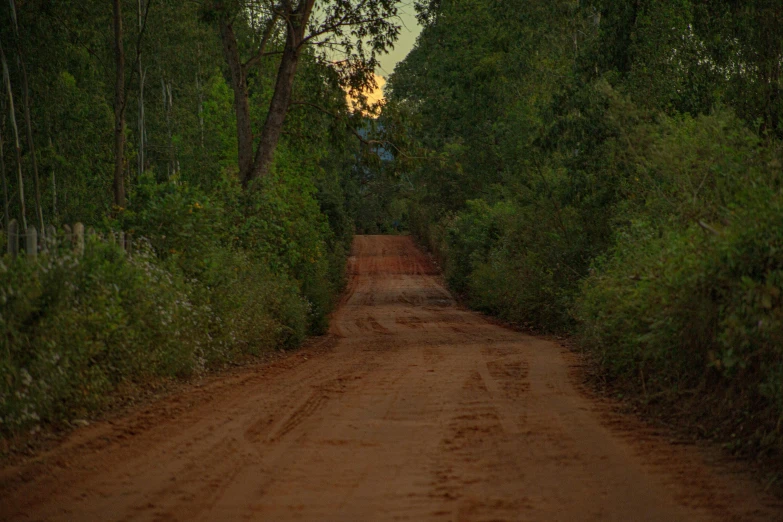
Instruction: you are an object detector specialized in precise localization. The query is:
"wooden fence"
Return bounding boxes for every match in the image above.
[5,219,134,259]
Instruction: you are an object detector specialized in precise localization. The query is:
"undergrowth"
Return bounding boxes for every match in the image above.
[409,100,783,460]
[0,171,350,437]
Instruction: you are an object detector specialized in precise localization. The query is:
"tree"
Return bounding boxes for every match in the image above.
[7,0,44,233]
[583,0,783,132]
[0,102,8,229]
[0,38,26,230]
[112,0,126,209]
[209,0,400,189]
[694,0,783,135]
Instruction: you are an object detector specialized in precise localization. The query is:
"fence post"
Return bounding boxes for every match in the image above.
[45,224,57,251]
[63,224,72,246]
[25,226,37,258]
[73,223,85,256]
[7,219,18,258]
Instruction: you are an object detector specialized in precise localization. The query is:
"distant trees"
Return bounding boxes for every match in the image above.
[0,38,25,230]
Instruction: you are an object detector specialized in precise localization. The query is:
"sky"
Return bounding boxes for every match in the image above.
[376,4,422,79]
[345,3,422,110]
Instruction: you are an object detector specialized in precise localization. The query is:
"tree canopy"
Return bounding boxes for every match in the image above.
[383,0,783,462]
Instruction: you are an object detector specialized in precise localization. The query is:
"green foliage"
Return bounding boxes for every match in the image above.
[197,71,241,184]
[443,199,506,295]
[388,0,783,458]
[0,163,353,435]
[460,200,585,332]
[577,189,783,452]
[0,239,198,431]
[192,247,309,360]
[0,0,373,440]
[584,0,783,132]
[616,110,767,228]
[120,173,313,356]
[348,165,410,234]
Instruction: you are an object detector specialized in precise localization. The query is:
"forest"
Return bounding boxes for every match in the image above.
[2,0,783,473]
[0,0,395,436]
[383,0,783,464]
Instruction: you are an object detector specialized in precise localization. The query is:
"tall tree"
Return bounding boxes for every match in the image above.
[137,0,147,180]
[212,0,400,189]
[0,40,26,231]
[112,0,126,208]
[8,0,43,233]
[0,103,9,230]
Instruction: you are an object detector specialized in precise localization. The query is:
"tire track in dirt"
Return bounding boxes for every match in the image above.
[1,235,782,521]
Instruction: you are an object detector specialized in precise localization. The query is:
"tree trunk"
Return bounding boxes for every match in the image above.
[49,135,55,220]
[113,0,126,209]
[249,32,300,185]
[1,41,27,231]
[137,0,145,179]
[9,0,44,234]
[138,67,145,177]
[0,113,9,231]
[248,0,315,186]
[197,45,204,150]
[220,20,255,185]
[167,82,177,175]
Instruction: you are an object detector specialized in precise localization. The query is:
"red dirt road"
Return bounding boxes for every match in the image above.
[2,235,782,521]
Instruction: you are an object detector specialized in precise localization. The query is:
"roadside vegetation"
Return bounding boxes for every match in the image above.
[383,0,783,465]
[0,0,398,437]
[4,0,783,476]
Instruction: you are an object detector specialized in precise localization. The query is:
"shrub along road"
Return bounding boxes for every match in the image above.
[1,235,782,521]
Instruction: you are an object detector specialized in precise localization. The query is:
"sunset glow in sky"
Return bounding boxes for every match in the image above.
[347,5,421,112]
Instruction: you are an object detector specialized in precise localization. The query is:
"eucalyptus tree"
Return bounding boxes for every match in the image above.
[205,0,401,189]
[0,116,8,229]
[112,0,153,209]
[693,0,783,135]
[112,0,126,209]
[7,0,43,232]
[582,0,783,132]
[0,39,26,230]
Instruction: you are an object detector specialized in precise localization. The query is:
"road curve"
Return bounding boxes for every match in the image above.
[1,235,781,521]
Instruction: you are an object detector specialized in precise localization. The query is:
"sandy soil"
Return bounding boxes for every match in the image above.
[1,235,782,521]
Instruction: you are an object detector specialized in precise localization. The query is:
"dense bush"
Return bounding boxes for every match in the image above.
[0,0,369,440]
[0,239,198,431]
[383,0,783,462]
[0,169,351,436]
[396,14,783,453]
[577,190,783,452]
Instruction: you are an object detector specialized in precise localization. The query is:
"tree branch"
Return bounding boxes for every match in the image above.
[289,100,429,161]
[243,12,281,70]
[301,13,398,49]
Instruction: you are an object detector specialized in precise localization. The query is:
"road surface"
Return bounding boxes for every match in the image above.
[1,235,781,521]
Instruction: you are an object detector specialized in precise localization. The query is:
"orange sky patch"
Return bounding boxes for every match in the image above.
[347,74,386,116]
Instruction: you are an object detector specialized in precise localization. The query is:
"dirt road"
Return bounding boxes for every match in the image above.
[2,235,782,521]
